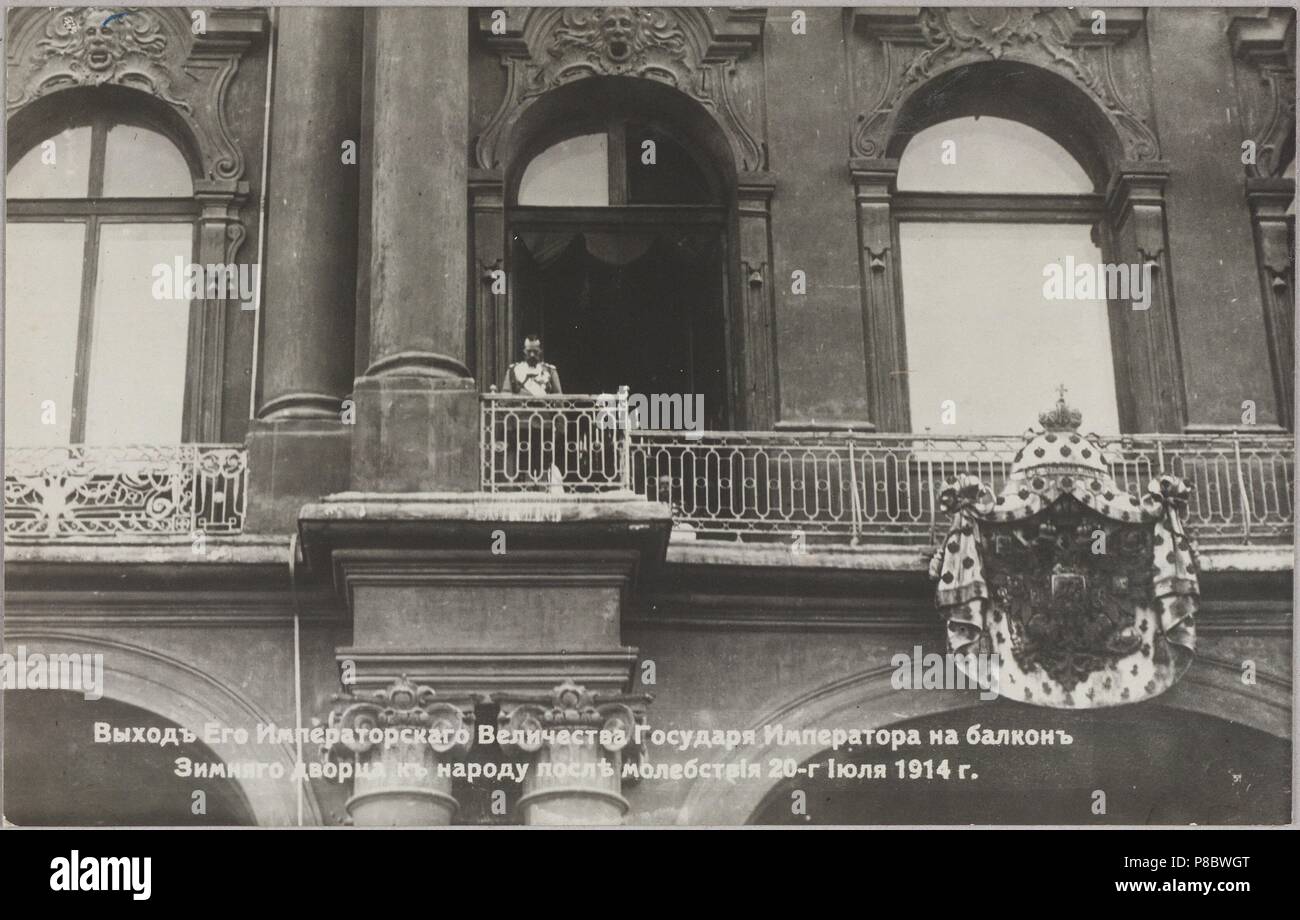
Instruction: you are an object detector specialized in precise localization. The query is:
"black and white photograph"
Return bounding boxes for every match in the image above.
[0,1,1295,847]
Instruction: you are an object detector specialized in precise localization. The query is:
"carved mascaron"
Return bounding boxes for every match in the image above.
[476,6,765,172]
[6,6,264,182]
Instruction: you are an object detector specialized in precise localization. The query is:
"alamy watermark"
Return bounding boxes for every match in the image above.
[50,851,151,900]
[152,258,259,310]
[890,645,1001,701]
[0,645,104,700]
[1042,257,1153,311]
[598,392,704,439]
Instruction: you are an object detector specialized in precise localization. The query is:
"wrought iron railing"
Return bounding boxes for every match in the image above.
[4,445,248,540]
[478,396,1293,548]
[480,388,632,493]
[629,430,1294,546]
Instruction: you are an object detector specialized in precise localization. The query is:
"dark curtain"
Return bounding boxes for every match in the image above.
[512,229,726,428]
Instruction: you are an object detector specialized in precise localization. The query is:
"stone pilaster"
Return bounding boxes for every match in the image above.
[245,7,362,530]
[1103,163,1187,432]
[850,158,904,431]
[1245,178,1295,430]
[327,676,475,826]
[352,7,477,492]
[496,680,648,826]
[737,177,779,429]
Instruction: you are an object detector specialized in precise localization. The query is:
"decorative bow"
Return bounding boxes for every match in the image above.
[938,474,995,516]
[1142,473,1193,517]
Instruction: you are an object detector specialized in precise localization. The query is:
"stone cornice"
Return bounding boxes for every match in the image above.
[296,492,672,585]
[1229,8,1296,64]
[331,650,641,699]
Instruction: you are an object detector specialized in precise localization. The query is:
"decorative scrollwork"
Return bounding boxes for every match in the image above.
[545,7,689,82]
[6,7,265,182]
[328,676,475,758]
[1230,11,1297,179]
[476,7,764,173]
[496,679,649,758]
[851,7,1159,164]
[4,445,247,539]
[30,7,186,109]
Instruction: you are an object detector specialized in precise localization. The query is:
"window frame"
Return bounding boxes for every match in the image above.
[503,114,737,427]
[891,118,1124,435]
[510,114,723,210]
[6,110,202,444]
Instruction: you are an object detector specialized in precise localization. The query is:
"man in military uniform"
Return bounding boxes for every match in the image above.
[503,335,563,396]
[502,336,563,487]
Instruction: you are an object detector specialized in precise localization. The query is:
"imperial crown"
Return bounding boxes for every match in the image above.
[1038,385,1084,432]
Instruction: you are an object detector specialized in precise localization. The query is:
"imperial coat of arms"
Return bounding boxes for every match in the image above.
[928,395,1198,708]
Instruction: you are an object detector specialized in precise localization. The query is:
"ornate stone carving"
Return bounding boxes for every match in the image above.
[495,679,648,762]
[476,7,765,172]
[6,6,265,182]
[27,7,183,105]
[851,7,1158,164]
[1230,11,1296,179]
[328,675,475,758]
[547,7,689,79]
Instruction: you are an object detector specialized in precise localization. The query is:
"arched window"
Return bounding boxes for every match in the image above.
[507,109,730,427]
[6,110,197,446]
[517,117,715,207]
[895,116,1121,434]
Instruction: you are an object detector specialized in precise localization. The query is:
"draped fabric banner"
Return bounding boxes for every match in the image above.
[518,231,716,267]
[928,400,1198,708]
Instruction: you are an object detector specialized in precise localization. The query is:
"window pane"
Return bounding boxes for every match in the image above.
[6,127,93,198]
[518,133,609,206]
[898,117,1093,194]
[103,126,192,197]
[4,223,86,445]
[901,222,1121,434]
[626,126,712,204]
[83,224,192,443]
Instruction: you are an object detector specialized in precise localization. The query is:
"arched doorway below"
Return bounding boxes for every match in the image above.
[752,701,1290,825]
[4,691,255,825]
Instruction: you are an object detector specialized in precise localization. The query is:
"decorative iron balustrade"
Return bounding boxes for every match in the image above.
[481,388,632,492]
[4,445,248,540]
[478,398,1292,547]
[629,430,1294,546]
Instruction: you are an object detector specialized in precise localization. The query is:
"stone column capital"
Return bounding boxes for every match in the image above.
[324,675,475,825]
[1246,176,1297,219]
[495,679,650,760]
[1104,161,1172,217]
[849,157,901,195]
[493,680,651,825]
[328,675,476,759]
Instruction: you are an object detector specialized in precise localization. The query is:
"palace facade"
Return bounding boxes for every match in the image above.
[3,6,1294,825]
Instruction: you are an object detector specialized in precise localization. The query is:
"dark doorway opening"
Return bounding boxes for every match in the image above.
[4,690,255,825]
[505,97,736,428]
[511,225,728,428]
